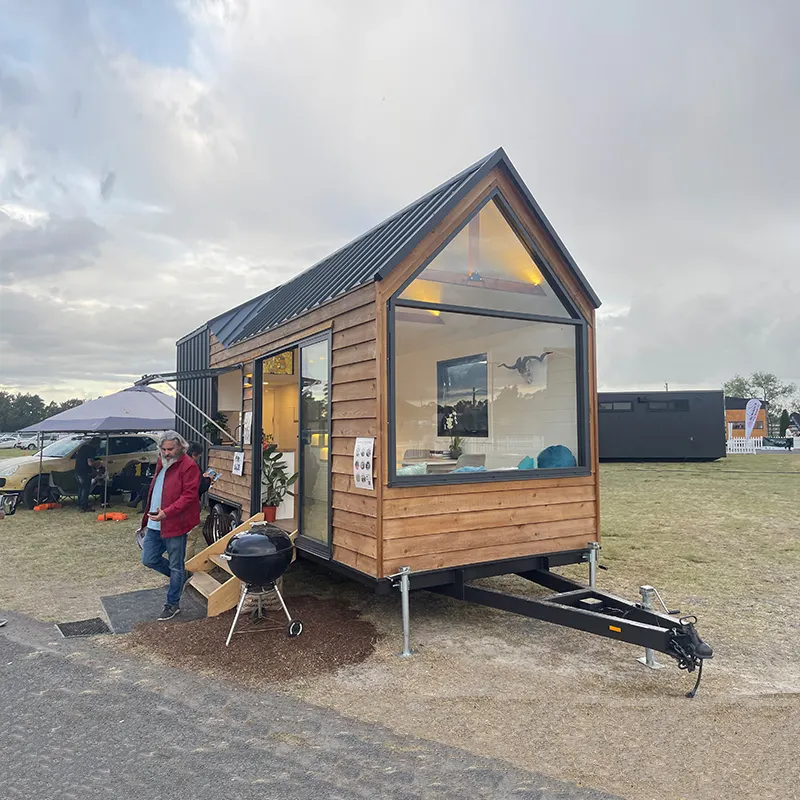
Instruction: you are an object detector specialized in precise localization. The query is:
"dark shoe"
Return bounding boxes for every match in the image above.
[157,604,181,621]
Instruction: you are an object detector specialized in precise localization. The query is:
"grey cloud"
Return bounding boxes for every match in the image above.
[597,284,800,391]
[1,0,799,398]
[0,216,107,283]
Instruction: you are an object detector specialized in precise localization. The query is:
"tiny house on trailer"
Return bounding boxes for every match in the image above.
[174,148,601,576]
[598,390,726,462]
[152,148,711,692]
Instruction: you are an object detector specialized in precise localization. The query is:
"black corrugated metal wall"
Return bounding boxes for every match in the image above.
[176,326,212,461]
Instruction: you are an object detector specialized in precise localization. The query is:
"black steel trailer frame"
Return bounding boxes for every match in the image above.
[312,546,714,698]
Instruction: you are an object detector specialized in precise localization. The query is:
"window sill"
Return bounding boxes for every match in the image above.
[388,466,592,488]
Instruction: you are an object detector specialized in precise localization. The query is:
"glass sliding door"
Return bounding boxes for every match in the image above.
[297,333,332,556]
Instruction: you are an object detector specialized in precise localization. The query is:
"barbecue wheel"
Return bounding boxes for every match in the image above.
[287,620,303,637]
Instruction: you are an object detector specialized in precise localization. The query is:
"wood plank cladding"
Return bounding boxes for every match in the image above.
[383,483,595,521]
[207,447,251,506]
[208,283,380,578]
[383,532,595,575]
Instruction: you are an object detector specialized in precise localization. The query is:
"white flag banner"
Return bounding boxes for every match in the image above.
[745,398,762,440]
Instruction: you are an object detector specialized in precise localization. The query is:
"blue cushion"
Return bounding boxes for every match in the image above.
[397,463,427,476]
[517,455,536,470]
[451,465,486,473]
[536,445,577,469]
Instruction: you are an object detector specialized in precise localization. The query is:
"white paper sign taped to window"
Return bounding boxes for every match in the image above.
[232,451,245,477]
[243,411,252,445]
[353,437,375,491]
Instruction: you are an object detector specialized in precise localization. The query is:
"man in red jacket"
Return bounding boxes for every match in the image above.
[140,431,201,620]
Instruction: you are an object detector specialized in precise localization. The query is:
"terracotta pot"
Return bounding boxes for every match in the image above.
[261,505,277,522]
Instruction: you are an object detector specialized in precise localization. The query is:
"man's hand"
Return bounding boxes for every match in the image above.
[148,507,166,522]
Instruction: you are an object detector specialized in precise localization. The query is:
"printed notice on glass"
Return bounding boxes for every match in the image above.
[232,451,245,477]
[353,437,375,491]
[243,411,252,445]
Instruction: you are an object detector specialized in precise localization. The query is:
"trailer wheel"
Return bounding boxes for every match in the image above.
[227,509,240,531]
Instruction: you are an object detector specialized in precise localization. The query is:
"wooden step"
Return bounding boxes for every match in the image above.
[208,553,233,574]
[188,571,223,599]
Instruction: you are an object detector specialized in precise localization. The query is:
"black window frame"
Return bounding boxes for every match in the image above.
[436,353,489,438]
[250,332,333,560]
[599,401,633,412]
[387,189,592,488]
[646,399,690,412]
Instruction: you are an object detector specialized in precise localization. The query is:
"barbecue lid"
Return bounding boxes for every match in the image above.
[225,523,292,557]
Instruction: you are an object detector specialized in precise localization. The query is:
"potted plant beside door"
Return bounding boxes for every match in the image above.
[261,443,299,522]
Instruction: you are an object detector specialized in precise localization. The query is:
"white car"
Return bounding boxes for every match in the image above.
[15,437,39,450]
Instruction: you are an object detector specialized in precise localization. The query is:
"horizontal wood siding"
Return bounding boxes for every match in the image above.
[207,447,251,508]
[208,283,379,578]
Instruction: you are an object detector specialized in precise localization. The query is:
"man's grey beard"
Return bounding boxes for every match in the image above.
[160,454,180,468]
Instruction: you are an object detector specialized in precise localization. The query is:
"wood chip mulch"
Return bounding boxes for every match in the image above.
[124,595,378,685]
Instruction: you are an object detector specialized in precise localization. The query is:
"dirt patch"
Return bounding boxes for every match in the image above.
[121,595,378,685]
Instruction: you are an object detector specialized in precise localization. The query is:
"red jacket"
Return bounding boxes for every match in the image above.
[141,454,201,538]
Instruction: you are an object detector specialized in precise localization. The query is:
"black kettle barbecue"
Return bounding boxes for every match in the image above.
[220,522,303,645]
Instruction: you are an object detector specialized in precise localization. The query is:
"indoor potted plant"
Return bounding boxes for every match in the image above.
[260,443,298,522]
[443,410,463,459]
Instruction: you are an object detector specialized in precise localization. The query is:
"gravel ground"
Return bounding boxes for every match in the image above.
[1,611,620,800]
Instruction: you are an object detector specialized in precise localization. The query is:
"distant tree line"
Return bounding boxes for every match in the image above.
[0,392,84,433]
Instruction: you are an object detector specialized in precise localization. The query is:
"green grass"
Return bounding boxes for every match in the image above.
[0,447,34,459]
[574,455,799,672]
[0,495,208,621]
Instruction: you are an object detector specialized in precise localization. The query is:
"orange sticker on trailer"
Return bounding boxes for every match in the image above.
[609,625,622,632]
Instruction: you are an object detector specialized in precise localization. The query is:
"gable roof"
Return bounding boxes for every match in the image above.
[214,148,600,347]
[725,396,770,410]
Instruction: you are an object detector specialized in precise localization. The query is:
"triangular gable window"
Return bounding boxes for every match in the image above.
[399,197,575,318]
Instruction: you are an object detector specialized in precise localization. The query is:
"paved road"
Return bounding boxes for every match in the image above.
[1,612,619,800]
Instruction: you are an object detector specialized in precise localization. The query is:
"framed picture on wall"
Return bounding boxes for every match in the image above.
[436,353,489,437]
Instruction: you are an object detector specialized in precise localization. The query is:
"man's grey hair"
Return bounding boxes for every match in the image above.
[157,430,188,452]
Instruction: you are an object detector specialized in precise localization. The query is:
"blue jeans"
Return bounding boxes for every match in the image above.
[141,527,187,606]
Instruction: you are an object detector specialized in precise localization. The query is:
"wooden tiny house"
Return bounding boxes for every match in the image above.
[724,396,768,438]
[173,148,602,589]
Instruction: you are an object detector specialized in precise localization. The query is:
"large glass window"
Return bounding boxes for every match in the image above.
[394,311,580,476]
[399,198,573,318]
[391,194,587,482]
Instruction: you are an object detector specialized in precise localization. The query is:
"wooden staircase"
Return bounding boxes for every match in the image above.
[185,513,298,617]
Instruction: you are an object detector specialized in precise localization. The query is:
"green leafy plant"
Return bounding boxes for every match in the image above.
[260,443,299,507]
[204,411,229,444]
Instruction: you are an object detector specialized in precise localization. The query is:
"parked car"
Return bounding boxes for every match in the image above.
[0,437,18,449]
[15,436,39,450]
[0,434,160,508]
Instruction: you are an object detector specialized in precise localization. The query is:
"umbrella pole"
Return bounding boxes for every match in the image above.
[36,432,44,505]
[103,434,109,510]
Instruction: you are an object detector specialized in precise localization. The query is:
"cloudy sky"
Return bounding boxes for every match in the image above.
[1,0,798,402]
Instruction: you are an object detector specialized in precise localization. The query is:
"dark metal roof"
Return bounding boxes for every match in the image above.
[209,289,276,347]
[219,147,600,347]
[725,396,769,410]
